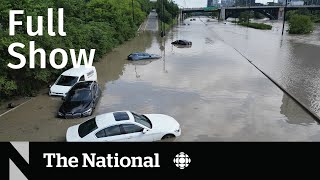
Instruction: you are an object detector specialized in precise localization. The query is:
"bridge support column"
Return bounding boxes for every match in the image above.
[219,8,226,21]
[278,7,285,20]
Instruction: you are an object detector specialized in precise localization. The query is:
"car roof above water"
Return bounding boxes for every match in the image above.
[95,111,134,128]
[71,81,94,90]
[131,52,146,55]
[62,65,96,77]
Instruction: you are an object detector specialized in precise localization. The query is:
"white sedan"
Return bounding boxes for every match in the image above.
[66,111,181,142]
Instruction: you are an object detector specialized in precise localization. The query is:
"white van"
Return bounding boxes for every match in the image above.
[49,66,97,97]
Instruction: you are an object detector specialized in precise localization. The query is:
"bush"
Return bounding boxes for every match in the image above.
[288,15,313,34]
[238,22,272,30]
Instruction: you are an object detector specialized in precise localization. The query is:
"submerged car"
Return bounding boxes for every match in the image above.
[66,111,181,142]
[127,52,161,61]
[173,44,192,48]
[171,40,192,45]
[49,66,97,97]
[58,81,100,119]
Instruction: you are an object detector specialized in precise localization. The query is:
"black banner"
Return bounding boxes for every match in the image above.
[1,142,320,180]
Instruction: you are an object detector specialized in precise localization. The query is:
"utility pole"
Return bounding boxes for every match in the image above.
[163,0,165,37]
[247,0,251,26]
[161,0,166,37]
[282,0,288,36]
[132,0,135,22]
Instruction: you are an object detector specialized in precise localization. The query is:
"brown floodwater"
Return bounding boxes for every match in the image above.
[1,16,320,141]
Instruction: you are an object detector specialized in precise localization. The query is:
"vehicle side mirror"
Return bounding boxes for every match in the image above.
[142,129,148,134]
[49,85,52,88]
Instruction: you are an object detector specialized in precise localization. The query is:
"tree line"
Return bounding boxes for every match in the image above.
[287,9,320,34]
[0,0,151,98]
[153,0,179,26]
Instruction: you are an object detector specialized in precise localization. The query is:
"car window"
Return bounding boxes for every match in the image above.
[78,118,97,138]
[66,89,92,102]
[121,124,143,134]
[56,75,78,86]
[95,125,121,138]
[92,84,97,97]
[132,112,152,129]
[79,75,85,81]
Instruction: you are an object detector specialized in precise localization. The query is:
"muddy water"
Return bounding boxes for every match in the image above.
[216,19,320,117]
[1,17,320,141]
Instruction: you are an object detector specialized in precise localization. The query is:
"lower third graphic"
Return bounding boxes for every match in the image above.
[173,152,191,169]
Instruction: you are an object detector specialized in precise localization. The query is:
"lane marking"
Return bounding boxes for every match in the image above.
[0,98,32,118]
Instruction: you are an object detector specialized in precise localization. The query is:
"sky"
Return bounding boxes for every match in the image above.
[172,0,272,7]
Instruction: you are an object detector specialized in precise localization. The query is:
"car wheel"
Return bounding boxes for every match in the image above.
[161,134,175,140]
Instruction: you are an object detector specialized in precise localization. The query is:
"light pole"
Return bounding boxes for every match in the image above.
[247,0,251,26]
[132,0,135,23]
[161,0,166,37]
[282,0,288,36]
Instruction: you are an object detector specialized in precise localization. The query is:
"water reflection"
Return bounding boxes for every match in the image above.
[280,93,316,125]
[212,19,320,118]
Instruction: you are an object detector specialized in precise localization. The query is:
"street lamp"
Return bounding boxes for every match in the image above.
[160,0,166,37]
[132,0,134,21]
[281,0,288,36]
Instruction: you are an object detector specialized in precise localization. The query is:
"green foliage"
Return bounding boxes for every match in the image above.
[156,0,179,24]
[239,12,250,23]
[288,15,313,34]
[211,11,219,18]
[237,12,271,30]
[253,12,265,19]
[286,9,320,23]
[0,0,150,98]
[238,22,272,30]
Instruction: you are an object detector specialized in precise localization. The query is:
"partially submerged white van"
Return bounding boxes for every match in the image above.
[49,66,97,97]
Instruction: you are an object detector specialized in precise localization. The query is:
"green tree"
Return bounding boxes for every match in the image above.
[239,11,250,23]
[288,14,313,34]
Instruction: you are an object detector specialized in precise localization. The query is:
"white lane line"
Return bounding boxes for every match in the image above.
[0,98,32,118]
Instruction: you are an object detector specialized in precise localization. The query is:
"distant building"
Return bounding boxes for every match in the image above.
[235,0,256,6]
[267,1,281,6]
[207,0,219,7]
[221,0,236,7]
[289,0,304,5]
[279,0,305,5]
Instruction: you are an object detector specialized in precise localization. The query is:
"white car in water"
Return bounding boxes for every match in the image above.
[66,111,181,142]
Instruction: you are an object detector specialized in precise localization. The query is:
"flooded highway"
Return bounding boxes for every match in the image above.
[1,16,320,141]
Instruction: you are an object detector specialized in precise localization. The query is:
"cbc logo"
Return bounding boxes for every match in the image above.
[173,152,191,169]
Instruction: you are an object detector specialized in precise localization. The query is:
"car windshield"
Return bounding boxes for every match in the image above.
[56,75,78,86]
[78,117,97,138]
[132,112,152,129]
[66,89,92,102]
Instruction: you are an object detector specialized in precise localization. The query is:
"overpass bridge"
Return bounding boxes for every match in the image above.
[181,5,320,20]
